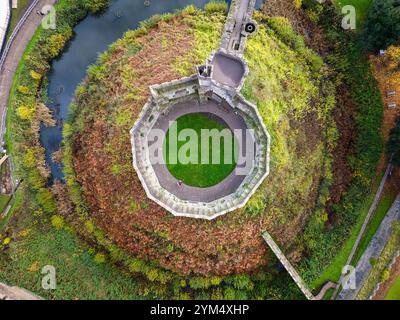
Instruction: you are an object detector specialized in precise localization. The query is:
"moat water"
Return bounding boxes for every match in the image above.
[41,0,263,181]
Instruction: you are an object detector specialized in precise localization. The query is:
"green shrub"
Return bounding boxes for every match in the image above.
[382,269,390,282]
[204,1,228,14]
[82,0,108,13]
[189,277,211,290]
[94,253,106,264]
[293,0,302,9]
[51,215,65,230]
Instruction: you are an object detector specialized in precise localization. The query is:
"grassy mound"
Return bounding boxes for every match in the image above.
[164,113,237,188]
[64,5,336,282]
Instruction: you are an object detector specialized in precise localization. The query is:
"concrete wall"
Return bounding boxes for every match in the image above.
[0,0,11,52]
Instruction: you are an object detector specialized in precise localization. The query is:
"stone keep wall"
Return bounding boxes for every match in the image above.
[220,0,257,56]
[130,76,270,219]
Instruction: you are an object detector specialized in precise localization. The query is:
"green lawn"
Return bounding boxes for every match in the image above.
[333,0,373,26]
[0,194,11,228]
[0,209,142,300]
[164,113,237,188]
[323,288,335,300]
[0,188,22,231]
[385,276,400,300]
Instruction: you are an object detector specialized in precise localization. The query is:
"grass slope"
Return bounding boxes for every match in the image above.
[0,208,141,300]
[386,276,400,300]
[333,0,372,25]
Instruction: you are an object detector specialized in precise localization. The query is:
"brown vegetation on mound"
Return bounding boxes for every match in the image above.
[262,0,327,53]
[71,16,271,276]
[70,11,336,276]
[263,0,355,210]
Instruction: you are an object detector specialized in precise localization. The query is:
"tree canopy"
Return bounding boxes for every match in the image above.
[363,0,400,51]
[387,116,400,166]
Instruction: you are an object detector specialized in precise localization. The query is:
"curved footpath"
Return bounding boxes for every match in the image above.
[332,163,393,298]
[0,0,57,148]
[338,193,400,300]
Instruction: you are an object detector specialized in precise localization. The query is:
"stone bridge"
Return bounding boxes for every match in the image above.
[262,232,315,300]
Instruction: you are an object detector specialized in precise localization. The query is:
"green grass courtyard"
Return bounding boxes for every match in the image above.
[164,113,238,188]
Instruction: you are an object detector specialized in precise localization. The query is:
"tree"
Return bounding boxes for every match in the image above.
[16,105,34,121]
[387,116,400,166]
[376,46,400,85]
[94,253,106,264]
[363,0,400,51]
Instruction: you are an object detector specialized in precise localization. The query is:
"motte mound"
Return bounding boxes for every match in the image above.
[66,8,335,276]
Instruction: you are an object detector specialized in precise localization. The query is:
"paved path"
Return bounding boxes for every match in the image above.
[263,231,339,300]
[0,154,8,167]
[332,163,393,298]
[221,0,254,53]
[314,281,336,300]
[0,282,41,300]
[228,0,250,51]
[0,0,57,147]
[338,193,400,300]
[151,99,253,202]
